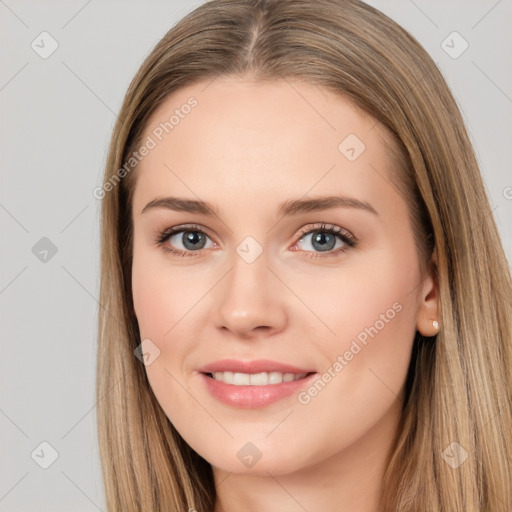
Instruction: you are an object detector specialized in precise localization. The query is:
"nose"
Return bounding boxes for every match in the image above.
[213,248,288,340]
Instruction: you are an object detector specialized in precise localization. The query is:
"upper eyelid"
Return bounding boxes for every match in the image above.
[160,223,355,247]
[297,223,353,238]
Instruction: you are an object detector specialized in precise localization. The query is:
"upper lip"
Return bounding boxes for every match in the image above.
[198,359,315,375]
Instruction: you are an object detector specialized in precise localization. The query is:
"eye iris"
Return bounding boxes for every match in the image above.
[312,231,336,252]
[182,231,206,250]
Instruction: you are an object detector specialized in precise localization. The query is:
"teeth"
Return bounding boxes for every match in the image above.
[211,371,307,385]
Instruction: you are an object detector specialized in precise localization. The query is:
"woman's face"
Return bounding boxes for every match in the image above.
[131,77,438,477]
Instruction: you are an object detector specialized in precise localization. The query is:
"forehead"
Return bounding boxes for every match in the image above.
[132,77,401,216]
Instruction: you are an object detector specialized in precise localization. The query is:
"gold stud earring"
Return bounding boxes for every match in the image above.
[432,320,439,330]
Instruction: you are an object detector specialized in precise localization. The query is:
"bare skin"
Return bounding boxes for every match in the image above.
[130,76,439,512]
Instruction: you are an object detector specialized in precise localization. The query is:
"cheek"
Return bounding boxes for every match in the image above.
[289,245,420,401]
[131,251,202,426]
[131,245,202,341]
[131,273,169,342]
[284,275,418,464]
[131,247,212,399]
[286,246,420,349]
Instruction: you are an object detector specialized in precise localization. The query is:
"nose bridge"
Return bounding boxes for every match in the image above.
[213,239,287,336]
[224,231,270,292]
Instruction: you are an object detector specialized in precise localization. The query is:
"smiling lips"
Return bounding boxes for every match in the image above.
[211,371,308,385]
[198,359,317,408]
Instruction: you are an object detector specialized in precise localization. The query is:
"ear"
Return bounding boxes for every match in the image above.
[416,247,440,337]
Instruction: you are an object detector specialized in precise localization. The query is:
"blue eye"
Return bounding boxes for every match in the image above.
[155,224,215,257]
[154,222,356,258]
[294,223,356,258]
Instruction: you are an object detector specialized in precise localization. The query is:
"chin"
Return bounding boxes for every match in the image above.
[194,438,318,477]
[211,457,302,477]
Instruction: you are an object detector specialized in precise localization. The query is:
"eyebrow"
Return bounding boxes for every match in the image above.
[141,195,378,217]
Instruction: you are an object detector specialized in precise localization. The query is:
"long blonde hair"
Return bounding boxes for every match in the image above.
[96,0,512,510]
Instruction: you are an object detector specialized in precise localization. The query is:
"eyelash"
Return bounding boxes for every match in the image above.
[153,223,357,259]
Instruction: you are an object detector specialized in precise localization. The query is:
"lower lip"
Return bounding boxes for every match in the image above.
[200,372,317,409]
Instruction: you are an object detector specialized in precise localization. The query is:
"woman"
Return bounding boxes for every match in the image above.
[96,0,512,510]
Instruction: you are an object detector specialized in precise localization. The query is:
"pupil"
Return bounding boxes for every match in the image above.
[183,231,205,250]
[313,232,335,252]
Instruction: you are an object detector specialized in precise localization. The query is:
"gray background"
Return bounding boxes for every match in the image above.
[1,1,510,510]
